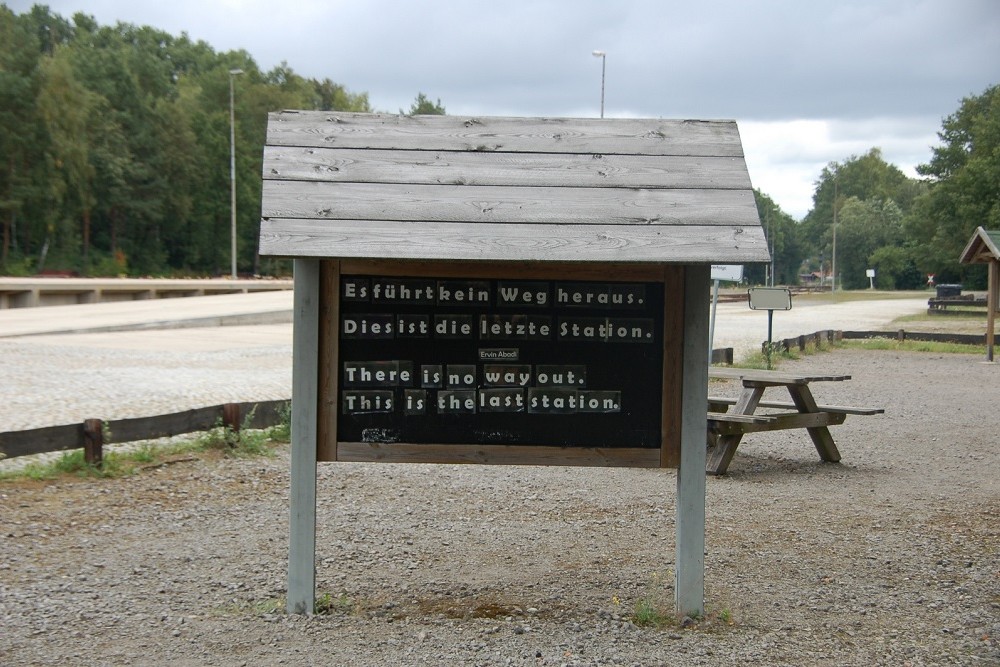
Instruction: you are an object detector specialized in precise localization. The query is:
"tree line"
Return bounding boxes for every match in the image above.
[745,83,999,290]
[0,5,441,278]
[1,6,997,288]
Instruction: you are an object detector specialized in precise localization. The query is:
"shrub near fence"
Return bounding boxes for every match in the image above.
[0,400,290,466]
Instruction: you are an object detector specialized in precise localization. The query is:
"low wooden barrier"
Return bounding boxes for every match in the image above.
[0,399,289,466]
[840,330,986,345]
[763,329,842,354]
[763,329,986,355]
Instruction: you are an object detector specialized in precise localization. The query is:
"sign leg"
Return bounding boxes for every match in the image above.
[288,259,319,614]
[676,264,709,618]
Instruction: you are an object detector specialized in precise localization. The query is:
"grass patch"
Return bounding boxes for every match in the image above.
[173,405,289,459]
[791,289,928,305]
[0,406,291,483]
[728,337,840,370]
[627,584,736,632]
[841,338,984,354]
[1,449,137,481]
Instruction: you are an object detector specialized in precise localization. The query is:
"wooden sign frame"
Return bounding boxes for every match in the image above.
[316,259,685,468]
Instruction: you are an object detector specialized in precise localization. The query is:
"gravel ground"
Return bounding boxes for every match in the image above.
[2,348,998,666]
[0,329,292,432]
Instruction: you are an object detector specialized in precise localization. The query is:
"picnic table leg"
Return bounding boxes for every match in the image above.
[786,384,842,463]
[706,386,764,475]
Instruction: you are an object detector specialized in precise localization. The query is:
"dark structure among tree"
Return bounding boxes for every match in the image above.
[959,227,1000,361]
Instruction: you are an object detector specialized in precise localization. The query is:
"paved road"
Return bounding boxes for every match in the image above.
[0,291,930,432]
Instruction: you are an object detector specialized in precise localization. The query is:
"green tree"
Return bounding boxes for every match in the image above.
[1,5,376,277]
[747,190,803,285]
[909,84,1000,287]
[829,197,904,289]
[0,6,42,269]
[406,92,446,115]
[314,78,371,112]
[800,148,921,286]
[867,245,923,290]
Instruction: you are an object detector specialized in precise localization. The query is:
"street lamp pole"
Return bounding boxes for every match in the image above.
[592,50,606,118]
[832,177,838,292]
[229,68,244,279]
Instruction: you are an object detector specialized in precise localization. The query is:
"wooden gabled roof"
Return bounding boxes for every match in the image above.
[257,111,768,264]
[959,226,1000,264]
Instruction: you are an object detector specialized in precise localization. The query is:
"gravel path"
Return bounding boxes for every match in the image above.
[2,349,999,666]
[0,326,292,432]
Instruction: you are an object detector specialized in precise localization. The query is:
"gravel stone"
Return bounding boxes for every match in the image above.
[1,324,998,665]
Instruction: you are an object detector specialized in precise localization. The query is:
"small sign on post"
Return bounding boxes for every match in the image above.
[748,287,792,369]
[708,265,743,364]
[866,268,876,289]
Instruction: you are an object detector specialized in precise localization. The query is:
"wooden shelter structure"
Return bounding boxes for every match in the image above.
[959,226,1000,361]
[258,111,769,617]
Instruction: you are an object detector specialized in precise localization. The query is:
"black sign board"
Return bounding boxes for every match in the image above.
[337,276,665,448]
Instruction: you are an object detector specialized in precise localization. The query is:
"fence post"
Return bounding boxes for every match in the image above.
[222,403,241,433]
[83,419,103,467]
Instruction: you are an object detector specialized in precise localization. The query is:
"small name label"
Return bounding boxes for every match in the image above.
[479,348,520,361]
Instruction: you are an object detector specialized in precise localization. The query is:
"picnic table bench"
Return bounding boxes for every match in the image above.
[705,367,883,475]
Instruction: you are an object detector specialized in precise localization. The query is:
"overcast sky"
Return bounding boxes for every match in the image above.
[7,0,999,218]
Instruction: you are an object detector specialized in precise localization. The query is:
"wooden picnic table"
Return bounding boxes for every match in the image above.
[705,367,883,475]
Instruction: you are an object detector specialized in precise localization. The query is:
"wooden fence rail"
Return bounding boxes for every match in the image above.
[840,330,986,345]
[0,399,290,465]
[765,329,986,355]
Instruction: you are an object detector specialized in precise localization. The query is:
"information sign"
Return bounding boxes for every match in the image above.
[337,276,665,448]
[747,287,792,311]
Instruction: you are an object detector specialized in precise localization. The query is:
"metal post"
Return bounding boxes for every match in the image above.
[288,259,319,614]
[988,260,998,362]
[676,264,708,618]
[229,69,243,279]
[592,50,606,118]
[708,278,720,365]
[831,178,838,292]
[766,309,775,370]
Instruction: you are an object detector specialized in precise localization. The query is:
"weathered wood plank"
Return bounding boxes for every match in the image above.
[0,400,291,461]
[0,424,83,458]
[261,180,757,227]
[105,406,221,443]
[661,265,684,467]
[336,442,661,468]
[259,219,770,263]
[709,411,847,436]
[707,396,883,415]
[263,147,753,190]
[267,111,744,157]
[337,259,667,282]
[706,411,776,424]
[708,368,851,384]
[317,261,339,462]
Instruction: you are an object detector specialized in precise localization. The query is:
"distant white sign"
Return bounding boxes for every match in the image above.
[711,264,744,282]
[748,287,793,311]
